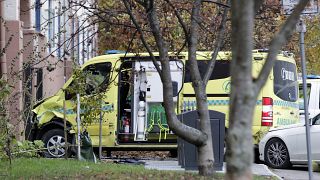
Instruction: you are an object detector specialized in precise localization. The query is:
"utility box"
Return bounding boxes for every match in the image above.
[177,110,225,171]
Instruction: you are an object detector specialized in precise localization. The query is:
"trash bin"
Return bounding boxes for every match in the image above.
[177,110,225,171]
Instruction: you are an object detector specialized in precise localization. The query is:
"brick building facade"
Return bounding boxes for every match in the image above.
[0,0,97,140]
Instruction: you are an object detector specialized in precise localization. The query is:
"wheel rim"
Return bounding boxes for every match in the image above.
[46,135,66,158]
[267,141,288,167]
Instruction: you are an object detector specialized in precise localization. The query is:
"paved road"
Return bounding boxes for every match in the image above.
[270,165,320,180]
[144,160,277,177]
[144,160,320,179]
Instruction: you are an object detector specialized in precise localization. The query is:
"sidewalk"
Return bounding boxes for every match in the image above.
[143,160,281,179]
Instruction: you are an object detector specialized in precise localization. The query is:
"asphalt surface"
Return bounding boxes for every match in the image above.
[143,160,280,178]
[270,166,320,180]
[106,151,320,179]
[144,160,320,179]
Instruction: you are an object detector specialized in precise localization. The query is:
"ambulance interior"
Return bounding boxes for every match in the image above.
[117,60,184,144]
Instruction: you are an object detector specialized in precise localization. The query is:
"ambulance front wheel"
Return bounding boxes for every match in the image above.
[41,129,72,158]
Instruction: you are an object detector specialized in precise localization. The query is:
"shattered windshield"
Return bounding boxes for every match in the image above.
[83,62,112,95]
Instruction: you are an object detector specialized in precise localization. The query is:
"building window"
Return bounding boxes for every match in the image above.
[35,0,41,32]
[36,68,43,101]
[48,0,55,53]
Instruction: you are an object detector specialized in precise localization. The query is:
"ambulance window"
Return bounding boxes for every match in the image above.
[298,84,311,110]
[184,60,230,83]
[83,62,112,95]
[273,61,298,102]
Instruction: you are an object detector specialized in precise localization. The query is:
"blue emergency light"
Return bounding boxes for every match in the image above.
[105,50,126,54]
[306,75,320,79]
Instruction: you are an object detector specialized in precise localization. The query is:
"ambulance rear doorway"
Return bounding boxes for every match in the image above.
[117,60,183,144]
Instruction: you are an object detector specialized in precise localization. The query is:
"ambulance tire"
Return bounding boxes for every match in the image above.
[169,149,177,158]
[42,129,71,158]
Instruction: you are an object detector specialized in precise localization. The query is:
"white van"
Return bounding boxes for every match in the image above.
[299,75,320,122]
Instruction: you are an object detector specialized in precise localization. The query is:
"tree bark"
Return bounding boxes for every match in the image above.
[255,0,310,90]
[138,0,215,175]
[204,0,229,85]
[226,0,311,179]
[143,0,208,146]
[226,0,255,179]
[188,0,214,176]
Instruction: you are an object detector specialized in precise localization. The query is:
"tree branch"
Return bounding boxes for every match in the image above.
[163,0,189,55]
[203,0,230,84]
[188,0,202,81]
[122,0,162,74]
[202,0,230,8]
[164,0,189,39]
[143,0,206,145]
[254,0,310,92]
[254,0,264,14]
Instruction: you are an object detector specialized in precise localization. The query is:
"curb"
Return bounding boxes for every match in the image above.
[261,164,282,180]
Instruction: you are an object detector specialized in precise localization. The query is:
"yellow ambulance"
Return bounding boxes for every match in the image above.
[28,50,299,158]
[29,52,184,158]
[182,50,300,145]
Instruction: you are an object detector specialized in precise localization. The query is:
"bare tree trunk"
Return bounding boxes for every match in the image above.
[226,0,255,179]
[187,0,214,175]
[226,0,311,179]
[196,92,214,175]
[133,0,214,175]
[139,0,207,145]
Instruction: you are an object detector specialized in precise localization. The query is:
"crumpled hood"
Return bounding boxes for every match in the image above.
[32,90,77,126]
[33,96,53,109]
[269,123,304,132]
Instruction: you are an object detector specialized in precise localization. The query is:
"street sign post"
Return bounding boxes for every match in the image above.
[284,1,319,180]
[296,19,313,180]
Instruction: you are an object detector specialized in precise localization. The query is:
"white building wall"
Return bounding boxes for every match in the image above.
[4,0,20,21]
[30,0,36,28]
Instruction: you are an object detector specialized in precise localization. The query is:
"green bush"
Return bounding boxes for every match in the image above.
[1,140,44,159]
[12,140,44,158]
[0,78,10,160]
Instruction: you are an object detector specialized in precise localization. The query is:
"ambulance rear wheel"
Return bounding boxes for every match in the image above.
[169,149,177,158]
[42,129,71,158]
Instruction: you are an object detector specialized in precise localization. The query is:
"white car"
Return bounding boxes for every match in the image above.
[259,113,320,169]
[299,76,320,123]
